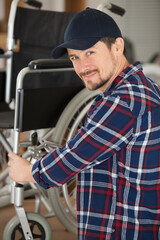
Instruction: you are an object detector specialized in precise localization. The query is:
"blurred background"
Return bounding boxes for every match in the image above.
[0,0,160,63]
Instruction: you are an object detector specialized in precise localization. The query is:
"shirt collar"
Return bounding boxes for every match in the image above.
[91,61,143,110]
[105,61,143,93]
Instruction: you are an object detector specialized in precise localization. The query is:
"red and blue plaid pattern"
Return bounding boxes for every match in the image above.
[32,62,160,240]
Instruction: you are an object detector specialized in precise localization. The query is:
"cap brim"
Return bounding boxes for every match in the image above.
[52,37,101,59]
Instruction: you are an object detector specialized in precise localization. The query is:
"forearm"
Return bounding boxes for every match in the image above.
[25,164,36,183]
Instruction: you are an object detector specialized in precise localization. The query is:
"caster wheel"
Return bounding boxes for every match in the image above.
[3,212,52,240]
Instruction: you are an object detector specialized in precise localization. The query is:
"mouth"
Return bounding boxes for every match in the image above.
[80,70,98,81]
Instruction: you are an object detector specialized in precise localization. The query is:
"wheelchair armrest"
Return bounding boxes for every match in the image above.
[28,58,73,70]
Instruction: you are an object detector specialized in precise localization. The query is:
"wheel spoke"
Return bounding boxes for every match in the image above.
[12,224,24,239]
[32,233,43,239]
[29,221,45,239]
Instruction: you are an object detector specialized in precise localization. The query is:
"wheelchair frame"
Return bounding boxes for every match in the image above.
[0,0,77,209]
[2,58,99,239]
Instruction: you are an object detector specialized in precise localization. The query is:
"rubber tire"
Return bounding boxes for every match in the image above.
[3,212,52,240]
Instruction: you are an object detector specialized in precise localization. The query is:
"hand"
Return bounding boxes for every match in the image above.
[8,152,36,183]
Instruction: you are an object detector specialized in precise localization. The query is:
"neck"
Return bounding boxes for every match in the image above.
[119,56,130,73]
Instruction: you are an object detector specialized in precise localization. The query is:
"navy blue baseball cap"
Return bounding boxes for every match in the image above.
[52,7,122,59]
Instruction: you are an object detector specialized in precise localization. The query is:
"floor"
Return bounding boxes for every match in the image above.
[0,198,77,240]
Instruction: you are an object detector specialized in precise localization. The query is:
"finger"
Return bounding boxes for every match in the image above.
[8,152,20,161]
[8,160,12,166]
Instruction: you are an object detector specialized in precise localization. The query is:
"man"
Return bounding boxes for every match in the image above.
[8,8,160,240]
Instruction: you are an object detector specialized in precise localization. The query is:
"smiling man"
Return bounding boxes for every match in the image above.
[68,38,128,92]
[8,8,160,240]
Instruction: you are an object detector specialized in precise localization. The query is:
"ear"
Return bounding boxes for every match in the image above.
[113,37,124,56]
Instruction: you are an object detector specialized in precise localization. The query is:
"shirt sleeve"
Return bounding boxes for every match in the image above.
[32,94,135,189]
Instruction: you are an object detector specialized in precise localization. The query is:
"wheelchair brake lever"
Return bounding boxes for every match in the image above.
[31,132,39,146]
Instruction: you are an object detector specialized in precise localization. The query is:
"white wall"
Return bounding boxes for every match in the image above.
[87,0,160,63]
[40,0,65,11]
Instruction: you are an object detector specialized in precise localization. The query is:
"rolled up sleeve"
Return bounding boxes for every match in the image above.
[32,95,134,189]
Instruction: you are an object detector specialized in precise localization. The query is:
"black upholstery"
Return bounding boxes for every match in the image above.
[16,64,83,131]
[11,7,75,99]
[0,71,5,102]
[0,7,84,130]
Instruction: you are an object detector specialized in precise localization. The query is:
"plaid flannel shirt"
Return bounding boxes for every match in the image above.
[32,62,160,240]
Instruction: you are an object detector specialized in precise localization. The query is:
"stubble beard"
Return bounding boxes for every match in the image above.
[80,69,113,91]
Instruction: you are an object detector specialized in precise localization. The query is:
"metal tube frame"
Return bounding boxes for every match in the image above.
[11,65,74,239]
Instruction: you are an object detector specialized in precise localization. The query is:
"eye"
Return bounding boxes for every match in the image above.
[69,55,79,61]
[87,51,94,56]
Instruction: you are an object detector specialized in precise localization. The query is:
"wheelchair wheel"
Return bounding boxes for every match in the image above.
[0,143,8,170]
[48,88,99,235]
[3,212,52,240]
[0,130,10,191]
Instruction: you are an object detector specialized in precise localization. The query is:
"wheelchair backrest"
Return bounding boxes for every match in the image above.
[16,59,84,131]
[5,6,76,101]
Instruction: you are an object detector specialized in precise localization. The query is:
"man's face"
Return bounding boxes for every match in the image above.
[68,41,117,92]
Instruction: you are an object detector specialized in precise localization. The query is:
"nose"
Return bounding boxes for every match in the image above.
[75,57,91,74]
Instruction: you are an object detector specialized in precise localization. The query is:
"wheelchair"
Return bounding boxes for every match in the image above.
[0,0,99,238]
[0,1,136,239]
[2,58,99,239]
[0,0,75,209]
